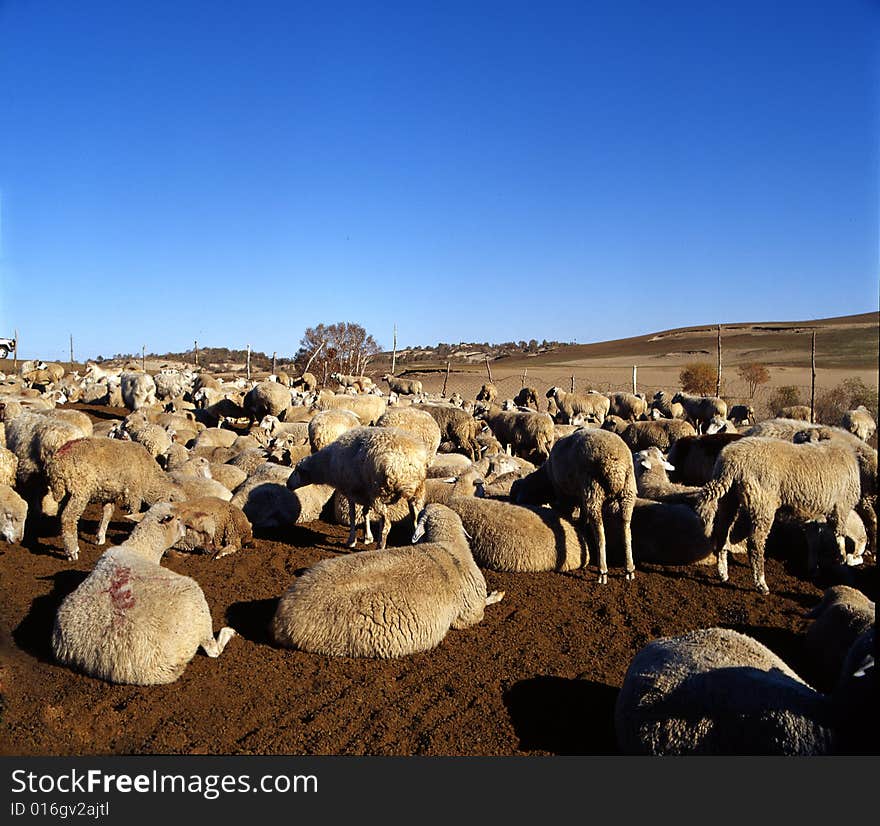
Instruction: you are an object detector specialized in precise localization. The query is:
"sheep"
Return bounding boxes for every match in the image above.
[270,503,502,658]
[51,502,236,685]
[0,445,17,487]
[545,386,609,425]
[192,427,239,450]
[704,415,739,434]
[616,419,697,452]
[153,371,190,401]
[164,496,253,558]
[670,392,727,434]
[696,436,862,593]
[0,484,27,544]
[310,392,387,425]
[841,405,876,442]
[266,434,312,467]
[780,405,812,421]
[727,404,755,426]
[290,372,318,393]
[118,417,174,462]
[418,403,482,461]
[46,437,186,560]
[513,386,539,410]
[804,586,875,692]
[665,433,743,485]
[331,372,374,392]
[225,447,270,475]
[511,428,637,584]
[444,495,590,572]
[308,409,361,453]
[382,374,423,396]
[258,415,310,444]
[376,407,442,456]
[632,448,698,503]
[608,392,648,421]
[208,462,247,492]
[474,404,555,464]
[287,426,428,549]
[614,628,834,755]
[427,452,475,478]
[243,380,291,425]
[232,463,335,530]
[476,383,498,403]
[120,371,157,411]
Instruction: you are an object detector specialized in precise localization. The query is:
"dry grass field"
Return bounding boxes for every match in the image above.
[0,312,876,756]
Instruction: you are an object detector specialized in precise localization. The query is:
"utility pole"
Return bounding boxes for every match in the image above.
[13,328,18,371]
[485,355,493,383]
[391,324,397,376]
[69,334,74,370]
[442,361,451,397]
[632,365,637,395]
[716,324,722,398]
[141,345,146,372]
[246,344,252,381]
[810,331,816,423]
[194,340,199,368]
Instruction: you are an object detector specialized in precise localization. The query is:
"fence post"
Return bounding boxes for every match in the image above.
[442,361,451,397]
[13,328,18,371]
[485,355,493,383]
[70,334,74,371]
[632,365,637,395]
[391,324,397,376]
[194,340,199,368]
[810,331,816,423]
[716,324,722,397]
[141,345,146,372]
[246,344,252,381]
[272,351,277,376]
[521,368,527,389]
[570,375,575,393]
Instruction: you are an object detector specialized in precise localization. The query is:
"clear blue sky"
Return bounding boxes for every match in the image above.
[1,1,877,362]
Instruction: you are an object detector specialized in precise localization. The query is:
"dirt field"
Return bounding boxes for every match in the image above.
[1,409,875,756]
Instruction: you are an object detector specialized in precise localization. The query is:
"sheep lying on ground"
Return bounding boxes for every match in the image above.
[475,403,554,464]
[47,437,185,560]
[546,387,609,424]
[52,502,236,685]
[231,463,334,529]
[841,405,876,442]
[614,628,834,755]
[159,496,254,558]
[670,392,727,434]
[418,403,482,461]
[704,416,739,434]
[308,409,361,452]
[120,371,157,411]
[511,428,637,584]
[696,436,861,593]
[192,427,239,450]
[427,452,475,478]
[0,484,27,544]
[805,586,875,692]
[258,416,310,444]
[382,374,423,396]
[608,392,647,421]
[287,427,428,549]
[270,503,502,658]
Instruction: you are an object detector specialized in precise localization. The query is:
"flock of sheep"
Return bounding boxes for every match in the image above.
[0,358,876,755]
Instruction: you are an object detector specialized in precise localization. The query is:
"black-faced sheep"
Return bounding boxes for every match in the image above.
[727,404,755,426]
[270,503,502,658]
[52,502,236,685]
[665,433,743,485]
[476,383,498,403]
[513,386,540,410]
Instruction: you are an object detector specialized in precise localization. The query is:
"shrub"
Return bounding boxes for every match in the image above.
[737,362,770,398]
[679,362,718,395]
[815,377,879,427]
[767,386,802,417]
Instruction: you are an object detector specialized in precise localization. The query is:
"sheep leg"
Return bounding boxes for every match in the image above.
[854,498,876,555]
[828,507,847,565]
[41,489,59,517]
[201,627,237,657]
[712,494,739,583]
[346,498,358,548]
[619,494,636,581]
[363,505,375,545]
[59,493,89,561]
[95,502,115,545]
[582,485,607,584]
[485,590,505,605]
[746,511,772,595]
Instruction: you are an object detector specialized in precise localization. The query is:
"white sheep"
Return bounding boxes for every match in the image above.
[670,392,727,434]
[0,484,27,544]
[545,387,609,425]
[840,405,876,442]
[52,502,236,685]
[308,408,361,452]
[270,503,503,658]
[120,371,157,411]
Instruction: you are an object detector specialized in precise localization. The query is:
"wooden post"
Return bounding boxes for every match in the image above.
[141,345,146,372]
[391,324,397,376]
[810,331,816,423]
[194,340,199,368]
[442,361,451,397]
[12,328,18,371]
[485,355,493,383]
[272,351,277,376]
[69,334,74,370]
[716,324,722,397]
[570,375,575,393]
[246,344,251,381]
[303,342,324,376]
[521,368,527,388]
[632,365,637,395]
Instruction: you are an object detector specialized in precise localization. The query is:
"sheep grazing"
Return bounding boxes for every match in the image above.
[120,371,157,411]
[376,407,442,456]
[286,426,428,549]
[545,386,609,425]
[308,409,361,452]
[665,433,743,485]
[165,496,254,558]
[244,381,291,425]
[0,484,27,544]
[616,419,697,452]
[382,374,423,396]
[270,503,502,659]
[669,392,727,434]
[614,628,834,755]
[418,403,482,462]
[727,404,755,426]
[474,404,555,464]
[511,428,637,584]
[805,586,875,692]
[513,386,540,410]
[841,405,876,442]
[330,372,374,392]
[696,436,862,593]
[52,502,236,685]
[608,392,648,421]
[310,392,387,426]
[780,405,812,421]
[0,445,17,487]
[46,437,185,561]
[476,383,498,403]
[445,495,589,572]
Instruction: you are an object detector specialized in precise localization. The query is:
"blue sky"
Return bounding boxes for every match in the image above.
[1,1,877,362]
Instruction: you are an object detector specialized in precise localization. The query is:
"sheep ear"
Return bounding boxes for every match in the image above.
[411,521,426,543]
[463,528,473,540]
[639,458,651,469]
[439,477,457,484]
[663,460,675,471]
[125,512,147,523]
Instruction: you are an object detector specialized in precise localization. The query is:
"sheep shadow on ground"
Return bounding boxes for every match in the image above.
[13,570,89,663]
[225,598,279,646]
[503,675,619,755]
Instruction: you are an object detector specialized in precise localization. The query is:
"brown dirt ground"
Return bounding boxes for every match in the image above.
[1,406,877,756]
